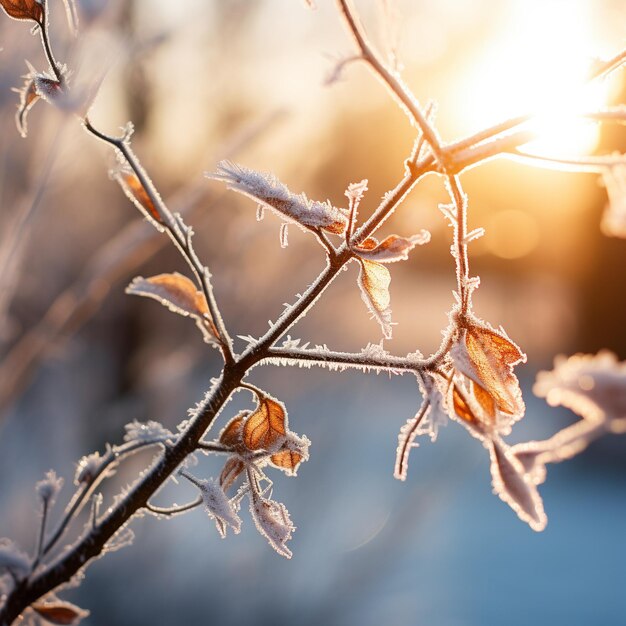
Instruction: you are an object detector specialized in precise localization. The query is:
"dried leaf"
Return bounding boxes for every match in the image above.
[357,259,392,339]
[198,477,241,537]
[32,600,89,625]
[219,457,245,491]
[115,170,163,225]
[473,382,496,422]
[489,438,547,532]
[452,322,526,419]
[126,273,216,341]
[0,0,43,22]
[243,395,287,452]
[452,385,478,425]
[249,495,295,559]
[210,161,348,235]
[270,449,303,474]
[219,413,246,448]
[354,232,430,263]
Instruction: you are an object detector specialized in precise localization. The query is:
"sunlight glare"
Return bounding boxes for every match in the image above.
[458,0,611,157]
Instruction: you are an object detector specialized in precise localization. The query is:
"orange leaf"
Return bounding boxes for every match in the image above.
[32,601,89,625]
[127,273,209,317]
[452,323,525,418]
[115,170,163,225]
[270,449,303,474]
[452,385,477,424]
[243,395,287,452]
[219,457,245,491]
[473,382,496,422]
[0,0,43,22]
[357,259,392,339]
[354,232,430,263]
[219,413,245,448]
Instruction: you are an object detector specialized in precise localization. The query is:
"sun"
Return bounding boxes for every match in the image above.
[456,0,613,157]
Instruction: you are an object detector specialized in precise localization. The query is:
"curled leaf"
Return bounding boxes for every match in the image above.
[32,600,90,625]
[0,0,43,22]
[451,321,526,422]
[198,478,241,538]
[268,432,310,475]
[114,169,163,225]
[243,395,287,452]
[209,161,348,235]
[249,495,295,559]
[219,412,246,449]
[219,457,245,491]
[357,259,392,339]
[126,273,217,343]
[488,438,547,532]
[354,231,431,263]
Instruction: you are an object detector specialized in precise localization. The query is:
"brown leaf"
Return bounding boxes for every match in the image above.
[270,449,303,474]
[452,323,525,418]
[0,0,43,22]
[219,457,245,491]
[127,272,210,318]
[473,382,496,422]
[219,413,245,448]
[32,600,89,625]
[115,170,163,224]
[357,259,392,339]
[452,385,477,424]
[354,232,430,263]
[243,395,287,452]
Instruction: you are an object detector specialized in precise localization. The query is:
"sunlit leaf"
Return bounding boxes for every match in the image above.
[452,322,526,418]
[32,600,89,625]
[209,161,348,235]
[357,259,392,339]
[473,382,496,421]
[452,385,478,425]
[354,232,430,263]
[115,169,163,225]
[0,0,43,22]
[243,395,287,452]
[270,448,303,474]
[126,273,217,342]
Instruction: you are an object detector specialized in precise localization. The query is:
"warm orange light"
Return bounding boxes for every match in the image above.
[457,0,612,157]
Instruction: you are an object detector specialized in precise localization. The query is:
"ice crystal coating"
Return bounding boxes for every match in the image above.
[74,452,103,486]
[123,420,173,444]
[209,161,348,234]
[249,495,295,559]
[36,470,64,505]
[0,539,30,578]
[199,478,242,538]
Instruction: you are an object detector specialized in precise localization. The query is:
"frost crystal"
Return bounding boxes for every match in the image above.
[0,540,30,578]
[601,165,626,238]
[36,470,63,505]
[249,496,295,559]
[199,478,242,538]
[209,161,348,234]
[74,452,105,486]
[124,420,173,444]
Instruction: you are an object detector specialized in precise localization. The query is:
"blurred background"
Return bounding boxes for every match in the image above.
[0,0,625,624]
